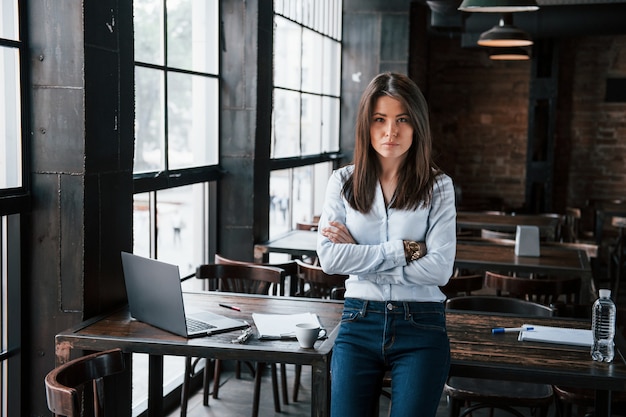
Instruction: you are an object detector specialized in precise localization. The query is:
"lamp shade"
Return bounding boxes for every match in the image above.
[488,47,530,60]
[477,14,533,47]
[458,0,539,12]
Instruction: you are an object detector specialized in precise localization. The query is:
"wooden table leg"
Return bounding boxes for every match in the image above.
[594,389,612,417]
[310,360,330,417]
[148,354,164,417]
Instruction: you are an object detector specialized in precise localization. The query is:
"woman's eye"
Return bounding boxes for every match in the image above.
[373,117,384,123]
[397,117,409,123]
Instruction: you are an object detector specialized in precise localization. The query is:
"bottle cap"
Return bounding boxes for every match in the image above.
[599,289,611,298]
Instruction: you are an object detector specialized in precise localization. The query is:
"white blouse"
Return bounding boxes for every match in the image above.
[316,165,457,302]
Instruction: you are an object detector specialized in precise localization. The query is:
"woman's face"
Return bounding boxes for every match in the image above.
[369,95,414,164]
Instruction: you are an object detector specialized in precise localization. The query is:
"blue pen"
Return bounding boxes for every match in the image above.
[491,326,534,334]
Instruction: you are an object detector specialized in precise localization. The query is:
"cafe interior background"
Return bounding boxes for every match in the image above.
[1,0,626,415]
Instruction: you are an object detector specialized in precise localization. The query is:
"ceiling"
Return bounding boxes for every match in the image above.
[421,0,626,43]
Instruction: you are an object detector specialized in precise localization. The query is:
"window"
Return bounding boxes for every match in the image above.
[133,0,220,412]
[270,162,334,238]
[271,0,343,235]
[134,0,219,173]
[0,1,27,415]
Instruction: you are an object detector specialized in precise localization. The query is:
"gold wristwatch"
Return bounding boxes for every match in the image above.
[404,240,422,263]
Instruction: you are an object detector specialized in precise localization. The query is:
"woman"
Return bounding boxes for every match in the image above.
[317,72,456,417]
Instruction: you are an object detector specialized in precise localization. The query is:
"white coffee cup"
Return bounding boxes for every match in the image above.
[295,323,324,349]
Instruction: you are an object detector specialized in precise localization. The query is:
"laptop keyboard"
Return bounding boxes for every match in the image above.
[186,317,217,333]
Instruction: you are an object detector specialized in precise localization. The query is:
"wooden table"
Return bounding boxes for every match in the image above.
[456,211,561,241]
[255,229,318,261]
[55,292,343,417]
[455,241,591,277]
[256,231,593,299]
[55,292,626,417]
[257,230,590,279]
[456,240,595,302]
[446,311,626,417]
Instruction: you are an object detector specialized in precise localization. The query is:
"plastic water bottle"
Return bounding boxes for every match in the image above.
[591,288,616,362]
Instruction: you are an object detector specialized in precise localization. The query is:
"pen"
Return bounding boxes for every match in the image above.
[219,303,241,311]
[491,326,534,334]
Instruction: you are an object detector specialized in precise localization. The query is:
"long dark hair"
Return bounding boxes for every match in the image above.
[343,72,441,213]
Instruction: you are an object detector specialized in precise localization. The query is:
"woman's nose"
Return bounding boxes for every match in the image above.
[386,123,398,138]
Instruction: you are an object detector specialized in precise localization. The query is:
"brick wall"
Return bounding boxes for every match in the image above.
[424,34,626,214]
[567,36,626,207]
[427,38,531,211]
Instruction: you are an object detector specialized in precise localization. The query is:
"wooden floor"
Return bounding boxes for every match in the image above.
[165,361,550,417]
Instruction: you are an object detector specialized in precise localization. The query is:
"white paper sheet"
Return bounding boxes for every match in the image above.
[518,324,593,347]
[252,312,322,339]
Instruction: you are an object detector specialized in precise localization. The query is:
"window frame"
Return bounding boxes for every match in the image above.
[0,7,31,208]
[0,1,29,415]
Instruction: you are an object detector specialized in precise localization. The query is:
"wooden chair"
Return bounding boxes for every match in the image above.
[609,216,626,301]
[295,221,319,231]
[564,207,583,242]
[290,259,348,402]
[295,221,320,265]
[294,259,348,300]
[45,348,126,417]
[213,254,299,405]
[181,263,284,417]
[538,212,566,242]
[484,270,582,307]
[214,253,299,296]
[443,296,555,417]
[552,385,626,417]
[445,295,555,316]
[440,274,484,298]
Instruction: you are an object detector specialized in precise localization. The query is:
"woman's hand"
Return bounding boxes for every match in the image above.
[320,221,356,244]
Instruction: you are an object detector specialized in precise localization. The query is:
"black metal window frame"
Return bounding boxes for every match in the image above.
[0,3,31,211]
[0,1,29,415]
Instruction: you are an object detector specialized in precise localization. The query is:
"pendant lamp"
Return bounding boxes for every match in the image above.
[477,13,533,47]
[458,0,539,12]
[488,47,530,60]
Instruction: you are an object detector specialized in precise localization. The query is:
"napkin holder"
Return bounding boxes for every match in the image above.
[515,225,540,257]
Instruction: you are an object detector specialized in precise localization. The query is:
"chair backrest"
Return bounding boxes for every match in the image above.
[440,274,484,297]
[45,348,126,417]
[480,229,515,240]
[612,216,626,229]
[564,207,582,242]
[445,295,555,317]
[214,254,297,296]
[196,263,284,295]
[295,221,319,231]
[484,271,581,306]
[295,259,348,299]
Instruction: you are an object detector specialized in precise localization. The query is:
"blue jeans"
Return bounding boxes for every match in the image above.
[331,298,450,417]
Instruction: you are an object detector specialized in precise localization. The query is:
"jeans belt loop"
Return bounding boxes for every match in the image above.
[360,300,368,317]
[402,301,411,319]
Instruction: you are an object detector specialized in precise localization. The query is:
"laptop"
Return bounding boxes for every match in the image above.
[120,252,249,338]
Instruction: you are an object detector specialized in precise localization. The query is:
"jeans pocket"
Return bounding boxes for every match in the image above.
[407,311,446,333]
